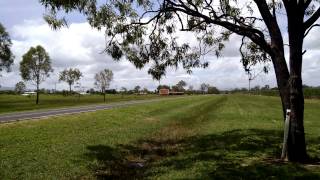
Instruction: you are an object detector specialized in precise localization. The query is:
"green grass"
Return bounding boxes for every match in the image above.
[0,94,161,114]
[0,95,319,179]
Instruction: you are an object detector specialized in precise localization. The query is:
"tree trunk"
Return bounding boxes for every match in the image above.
[104,92,106,102]
[249,79,251,94]
[270,50,290,120]
[286,8,307,161]
[272,51,307,162]
[287,75,307,161]
[69,84,72,94]
[36,83,39,105]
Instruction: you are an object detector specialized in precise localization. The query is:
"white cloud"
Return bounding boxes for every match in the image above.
[1,19,319,91]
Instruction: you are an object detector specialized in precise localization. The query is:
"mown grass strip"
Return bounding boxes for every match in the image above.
[0,95,319,179]
[0,94,162,114]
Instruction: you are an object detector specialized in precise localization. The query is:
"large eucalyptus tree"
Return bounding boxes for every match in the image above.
[20,45,53,104]
[39,0,320,162]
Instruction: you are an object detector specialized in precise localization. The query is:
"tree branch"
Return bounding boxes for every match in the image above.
[304,7,320,31]
[165,0,272,54]
[253,0,283,43]
[304,23,320,37]
[304,0,312,10]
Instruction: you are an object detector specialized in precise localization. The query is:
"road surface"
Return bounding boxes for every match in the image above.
[0,98,179,123]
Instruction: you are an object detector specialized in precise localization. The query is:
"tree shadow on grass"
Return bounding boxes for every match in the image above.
[84,129,320,179]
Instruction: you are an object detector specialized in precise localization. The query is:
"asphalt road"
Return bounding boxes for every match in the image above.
[0,98,178,123]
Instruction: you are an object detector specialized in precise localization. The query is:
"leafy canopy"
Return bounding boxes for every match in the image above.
[176,80,187,91]
[200,83,210,92]
[15,81,26,93]
[134,85,141,92]
[39,0,320,80]
[94,69,113,92]
[20,45,53,84]
[0,22,14,73]
[59,68,82,86]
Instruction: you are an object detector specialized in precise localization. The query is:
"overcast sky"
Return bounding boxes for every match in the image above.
[0,0,319,91]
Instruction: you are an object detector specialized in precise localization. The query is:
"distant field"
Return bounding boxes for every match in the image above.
[234,88,320,98]
[0,94,162,114]
[0,95,319,179]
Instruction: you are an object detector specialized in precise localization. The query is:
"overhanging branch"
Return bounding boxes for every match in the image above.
[304,23,320,37]
[164,0,272,54]
[304,7,320,31]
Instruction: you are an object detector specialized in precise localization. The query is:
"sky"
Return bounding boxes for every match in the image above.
[0,0,319,91]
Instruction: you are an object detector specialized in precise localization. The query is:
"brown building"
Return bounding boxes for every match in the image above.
[159,89,169,95]
[159,89,184,95]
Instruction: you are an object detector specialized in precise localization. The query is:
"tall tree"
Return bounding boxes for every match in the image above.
[59,68,82,93]
[20,45,53,104]
[40,0,320,162]
[200,83,210,94]
[134,85,141,93]
[94,69,113,102]
[15,81,26,94]
[0,23,14,77]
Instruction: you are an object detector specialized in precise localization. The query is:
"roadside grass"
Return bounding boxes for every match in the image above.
[0,95,319,179]
[0,94,162,114]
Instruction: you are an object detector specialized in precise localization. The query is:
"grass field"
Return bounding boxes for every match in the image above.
[0,95,319,179]
[0,94,161,114]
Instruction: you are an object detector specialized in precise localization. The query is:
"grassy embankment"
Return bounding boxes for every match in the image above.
[0,95,319,179]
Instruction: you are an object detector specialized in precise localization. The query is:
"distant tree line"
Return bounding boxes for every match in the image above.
[157,81,220,95]
[228,85,320,99]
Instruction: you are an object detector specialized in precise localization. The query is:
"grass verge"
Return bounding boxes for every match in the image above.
[0,95,319,179]
[0,94,162,114]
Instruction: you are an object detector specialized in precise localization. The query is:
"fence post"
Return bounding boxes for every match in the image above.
[281,109,291,160]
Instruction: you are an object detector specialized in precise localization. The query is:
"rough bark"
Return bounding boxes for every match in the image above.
[287,75,307,162]
[271,54,290,119]
[286,5,307,161]
[263,7,307,161]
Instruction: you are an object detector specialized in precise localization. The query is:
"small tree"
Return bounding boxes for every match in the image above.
[186,85,195,95]
[176,80,187,92]
[200,83,210,94]
[120,87,127,98]
[142,88,149,94]
[20,45,53,104]
[208,86,220,94]
[134,85,141,93]
[94,69,113,102]
[15,81,26,94]
[120,87,127,93]
[59,68,82,93]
